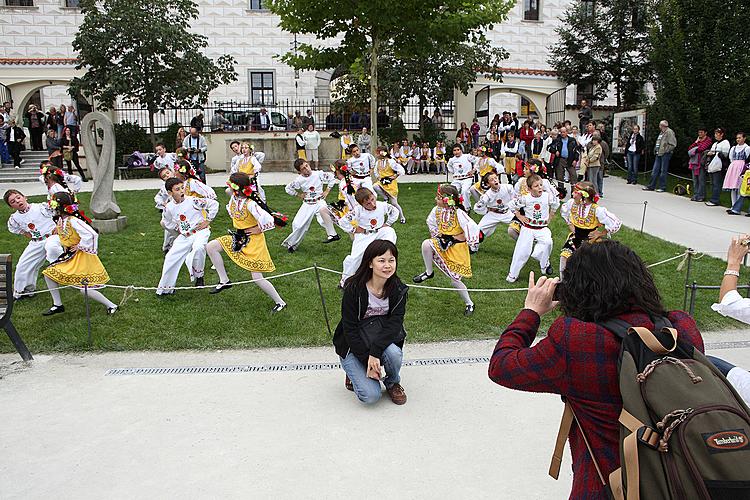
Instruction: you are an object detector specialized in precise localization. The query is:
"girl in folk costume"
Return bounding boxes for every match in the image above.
[433,140,447,175]
[5,189,63,299]
[282,158,340,252]
[345,144,377,196]
[39,162,82,199]
[530,130,545,160]
[389,142,402,167]
[233,142,265,200]
[205,173,287,313]
[157,177,220,294]
[372,145,407,224]
[723,132,750,207]
[175,159,216,200]
[447,144,477,211]
[340,128,354,160]
[419,142,432,174]
[410,141,423,174]
[41,192,118,316]
[295,127,307,160]
[501,130,521,183]
[338,188,399,287]
[469,145,499,204]
[506,174,560,283]
[559,181,621,273]
[473,172,518,243]
[413,184,481,316]
[399,140,414,174]
[329,160,357,224]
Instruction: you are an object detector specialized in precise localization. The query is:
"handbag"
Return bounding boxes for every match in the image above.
[707,154,723,173]
[63,149,73,161]
[358,316,385,349]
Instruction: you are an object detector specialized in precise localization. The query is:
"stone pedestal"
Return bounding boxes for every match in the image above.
[91,216,128,234]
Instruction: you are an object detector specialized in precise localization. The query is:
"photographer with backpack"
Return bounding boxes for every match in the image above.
[489,240,750,499]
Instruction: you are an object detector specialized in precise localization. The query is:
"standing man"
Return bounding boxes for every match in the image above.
[5,118,25,168]
[26,104,46,151]
[302,109,315,129]
[644,119,677,192]
[302,123,321,170]
[0,101,12,123]
[358,127,372,154]
[578,99,592,131]
[553,127,579,194]
[210,110,230,132]
[63,104,78,138]
[254,107,271,131]
[182,126,208,183]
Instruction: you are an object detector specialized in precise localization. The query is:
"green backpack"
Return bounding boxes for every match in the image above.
[550,317,750,499]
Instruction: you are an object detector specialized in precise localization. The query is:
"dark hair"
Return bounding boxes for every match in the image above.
[737,132,746,139]
[51,191,96,231]
[293,158,307,171]
[715,128,725,135]
[354,187,374,204]
[697,126,707,133]
[230,140,240,147]
[3,189,22,205]
[557,240,666,322]
[155,142,166,149]
[158,166,173,178]
[165,177,183,192]
[229,172,252,190]
[344,240,400,297]
[438,183,466,212]
[49,171,69,189]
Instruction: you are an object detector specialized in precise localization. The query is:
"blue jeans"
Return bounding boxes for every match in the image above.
[626,152,640,183]
[648,153,672,190]
[340,343,402,405]
[731,194,749,213]
[708,170,724,204]
[692,167,706,201]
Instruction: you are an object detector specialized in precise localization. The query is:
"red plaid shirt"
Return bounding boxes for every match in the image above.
[489,309,704,499]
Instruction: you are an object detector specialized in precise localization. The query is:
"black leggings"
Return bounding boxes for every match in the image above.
[65,152,87,180]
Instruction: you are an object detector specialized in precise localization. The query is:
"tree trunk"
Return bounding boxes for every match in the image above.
[148,106,157,147]
[370,34,379,148]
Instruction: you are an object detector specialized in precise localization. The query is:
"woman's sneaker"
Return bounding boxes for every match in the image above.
[412,271,434,283]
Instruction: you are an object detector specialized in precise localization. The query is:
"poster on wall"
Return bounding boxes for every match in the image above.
[612,109,647,154]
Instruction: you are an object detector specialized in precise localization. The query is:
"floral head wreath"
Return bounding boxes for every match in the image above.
[481,145,493,154]
[529,162,547,176]
[437,186,458,207]
[574,183,599,203]
[226,181,254,197]
[177,161,196,177]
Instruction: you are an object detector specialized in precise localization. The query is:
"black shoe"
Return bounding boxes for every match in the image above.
[324,234,341,243]
[42,304,65,316]
[163,248,169,255]
[745,213,750,217]
[413,271,434,283]
[271,303,287,314]
[210,282,233,294]
[544,264,554,276]
[642,187,654,191]
[287,246,296,253]
[464,304,475,316]
[156,292,174,298]
[727,210,741,215]
[195,277,205,287]
[107,305,118,315]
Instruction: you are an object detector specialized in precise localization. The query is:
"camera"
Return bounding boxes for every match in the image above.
[553,280,564,301]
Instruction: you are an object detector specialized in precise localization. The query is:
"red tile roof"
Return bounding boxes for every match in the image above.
[500,67,558,77]
[0,58,78,65]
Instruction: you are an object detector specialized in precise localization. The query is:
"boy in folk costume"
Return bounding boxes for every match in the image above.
[338,188,399,287]
[447,144,477,211]
[345,144,377,196]
[506,173,560,283]
[205,173,287,313]
[501,130,521,183]
[295,128,307,160]
[413,184,481,316]
[559,181,621,273]
[175,159,217,200]
[282,158,340,252]
[473,172,518,243]
[433,140,447,175]
[340,129,354,160]
[156,177,219,295]
[372,146,407,224]
[469,145,499,204]
[155,166,180,254]
[41,192,118,316]
[399,140,414,174]
[5,189,63,299]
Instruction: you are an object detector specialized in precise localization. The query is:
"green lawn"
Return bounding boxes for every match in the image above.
[0,183,742,353]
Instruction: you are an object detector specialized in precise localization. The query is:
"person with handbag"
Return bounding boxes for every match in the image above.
[687,127,713,202]
[333,239,408,406]
[704,127,731,206]
[60,126,88,182]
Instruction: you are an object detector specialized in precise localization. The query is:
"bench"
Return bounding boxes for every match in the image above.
[118,154,157,180]
[0,254,33,361]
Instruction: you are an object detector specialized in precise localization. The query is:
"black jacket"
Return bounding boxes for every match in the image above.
[333,279,408,364]
[627,133,645,155]
[552,135,580,165]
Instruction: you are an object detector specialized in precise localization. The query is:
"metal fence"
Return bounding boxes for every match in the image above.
[113,99,455,133]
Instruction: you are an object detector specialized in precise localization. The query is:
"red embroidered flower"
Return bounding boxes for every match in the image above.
[179,214,187,221]
[28,223,35,230]
[341,165,348,172]
[533,204,541,210]
[370,218,377,227]
[309,186,316,191]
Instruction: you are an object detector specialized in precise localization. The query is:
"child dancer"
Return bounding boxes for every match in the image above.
[39,162,82,198]
[345,144,377,195]
[501,131,520,182]
[559,181,621,273]
[469,145,499,203]
[410,142,422,174]
[229,140,242,173]
[5,189,63,299]
[155,166,179,254]
[372,146,406,224]
[41,192,118,316]
[473,172,517,242]
[156,177,219,295]
[329,160,357,224]
[413,184,480,316]
[433,141,447,175]
[205,172,287,313]
[447,145,477,211]
[340,129,353,160]
[282,158,339,252]
[338,188,399,287]
[399,140,413,174]
[506,173,560,283]
[175,159,217,200]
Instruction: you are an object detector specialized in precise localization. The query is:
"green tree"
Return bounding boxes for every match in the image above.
[270,0,514,147]
[70,0,237,145]
[548,0,650,109]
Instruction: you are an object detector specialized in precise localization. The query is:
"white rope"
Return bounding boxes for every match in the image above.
[15,284,79,297]
[646,252,688,268]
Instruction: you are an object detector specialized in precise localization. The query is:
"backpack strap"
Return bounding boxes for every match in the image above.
[549,402,608,487]
[598,316,678,354]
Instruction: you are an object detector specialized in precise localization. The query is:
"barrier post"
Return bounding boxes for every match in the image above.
[682,249,693,310]
[313,263,333,337]
[640,201,648,234]
[83,279,92,347]
[688,281,698,317]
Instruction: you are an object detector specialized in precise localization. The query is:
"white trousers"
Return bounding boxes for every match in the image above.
[341,226,397,283]
[352,176,377,198]
[451,178,474,210]
[282,200,336,249]
[478,211,515,238]
[13,236,63,298]
[163,228,179,252]
[508,226,553,278]
[157,228,210,294]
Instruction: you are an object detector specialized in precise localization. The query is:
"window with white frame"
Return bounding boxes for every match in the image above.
[65,0,80,7]
[249,71,275,105]
[5,0,34,6]
[523,0,540,21]
[248,0,265,10]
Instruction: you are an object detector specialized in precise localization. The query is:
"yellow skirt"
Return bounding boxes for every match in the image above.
[503,157,516,174]
[472,180,485,195]
[341,150,350,160]
[43,251,110,288]
[218,233,276,273]
[297,150,307,160]
[431,239,472,278]
[377,179,399,198]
